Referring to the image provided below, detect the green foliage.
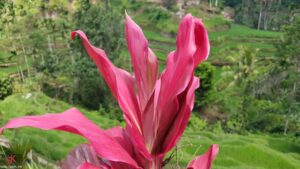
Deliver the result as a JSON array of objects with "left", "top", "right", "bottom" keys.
[
  {"left": 229, "top": 0, "right": 300, "bottom": 30},
  {"left": 28, "top": 1, "right": 126, "bottom": 113},
  {"left": 0, "top": 73, "right": 13, "bottom": 100},
  {"left": 276, "top": 16, "right": 300, "bottom": 69},
  {"left": 0, "top": 138, "right": 31, "bottom": 168},
  {"left": 223, "top": 0, "right": 242, "bottom": 7},
  {"left": 212, "top": 121, "right": 224, "bottom": 134},
  {"left": 213, "top": 18, "right": 300, "bottom": 134},
  {"left": 98, "top": 104, "right": 124, "bottom": 122},
  {"left": 63, "top": 1, "right": 125, "bottom": 110},
  {"left": 194, "top": 62, "right": 215, "bottom": 109},
  {"left": 161, "top": 0, "right": 177, "bottom": 10},
  {"left": 225, "top": 118, "right": 243, "bottom": 133},
  {"left": 246, "top": 113, "right": 285, "bottom": 133},
  {"left": 215, "top": 47, "right": 258, "bottom": 119},
  {"left": 134, "top": 6, "right": 178, "bottom": 34},
  {"left": 187, "top": 114, "right": 208, "bottom": 131},
  {"left": 73, "top": 1, "right": 124, "bottom": 59}
]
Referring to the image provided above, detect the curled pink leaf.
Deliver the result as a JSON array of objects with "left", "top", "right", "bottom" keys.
[{"left": 193, "top": 18, "right": 210, "bottom": 66}]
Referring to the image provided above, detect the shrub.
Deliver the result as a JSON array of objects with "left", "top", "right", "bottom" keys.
[
  {"left": 188, "top": 113, "right": 208, "bottom": 131},
  {"left": 246, "top": 114, "right": 285, "bottom": 133},
  {"left": 161, "top": 0, "right": 177, "bottom": 10},
  {"left": 225, "top": 118, "right": 243, "bottom": 133},
  {"left": 137, "top": 6, "right": 178, "bottom": 34},
  {"left": 212, "top": 121, "right": 224, "bottom": 134},
  {"left": 0, "top": 73, "right": 13, "bottom": 100},
  {"left": 194, "top": 62, "right": 215, "bottom": 109}
]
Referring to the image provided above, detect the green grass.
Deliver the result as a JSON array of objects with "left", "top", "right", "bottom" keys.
[
  {"left": 209, "top": 24, "right": 282, "bottom": 40},
  {"left": 186, "top": 5, "right": 231, "bottom": 31},
  {"left": 208, "top": 24, "right": 282, "bottom": 58},
  {"left": 166, "top": 131, "right": 300, "bottom": 169},
  {"left": 144, "top": 30, "right": 175, "bottom": 44},
  {"left": 132, "top": 5, "right": 178, "bottom": 34}
]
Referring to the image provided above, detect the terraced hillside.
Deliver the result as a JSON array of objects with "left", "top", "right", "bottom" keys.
[
  {"left": 0, "top": 51, "right": 22, "bottom": 75},
  {"left": 0, "top": 1, "right": 282, "bottom": 81},
  {"left": 140, "top": 22, "right": 281, "bottom": 63}
]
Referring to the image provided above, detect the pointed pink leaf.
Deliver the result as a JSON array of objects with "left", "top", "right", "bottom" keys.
[
  {"left": 187, "top": 144, "right": 219, "bottom": 169},
  {"left": 149, "top": 14, "right": 210, "bottom": 155},
  {"left": 125, "top": 13, "right": 158, "bottom": 111},
  {"left": 71, "top": 31, "right": 145, "bottom": 154},
  {"left": 0, "top": 108, "right": 139, "bottom": 168},
  {"left": 71, "top": 31, "right": 141, "bottom": 129}
]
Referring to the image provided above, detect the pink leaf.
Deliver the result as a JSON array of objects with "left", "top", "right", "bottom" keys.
[
  {"left": 162, "top": 76, "right": 200, "bottom": 153},
  {"left": 60, "top": 144, "right": 101, "bottom": 169},
  {"left": 125, "top": 13, "right": 158, "bottom": 111},
  {"left": 77, "top": 162, "right": 101, "bottom": 169},
  {"left": 71, "top": 31, "right": 141, "bottom": 136},
  {"left": 71, "top": 31, "right": 151, "bottom": 160},
  {"left": 0, "top": 108, "right": 139, "bottom": 168},
  {"left": 187, "top": 144, "right": 219, "bottom": 169},
  {"left": 105, "top": 127, "right": 134, "bottom": 157},
  {"left": 151, "top": 14, "right": 197, "bottom": 154}
]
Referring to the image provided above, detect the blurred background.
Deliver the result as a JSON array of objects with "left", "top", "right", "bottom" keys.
[{"left": 0, "top": 0, "right": 299, "bottom": 168}]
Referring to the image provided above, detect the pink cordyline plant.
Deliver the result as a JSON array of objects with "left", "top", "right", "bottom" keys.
[{"left": 0, "top": 13, "right": 218, "bottom": 169}]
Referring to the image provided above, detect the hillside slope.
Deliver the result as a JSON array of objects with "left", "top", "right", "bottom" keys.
[{"left": 0, "top": 93, "right": 299, "bottom": 168}]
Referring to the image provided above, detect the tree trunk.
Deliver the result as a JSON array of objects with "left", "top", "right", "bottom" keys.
[
  {"left": 17, "top": 65, "right": 25, "bottom": 83},
  {"left": 284, "top": 116, "right": 289, "bottom": 135},
  {"left": 47, "top": 35, "right": 53, "bottom": 53},
  {"left": 65, "top": 31, "right": 76, "bottom": 104},
  {"left": 19, "top": 34, "right": 30, "bottom": 80},
  {"left": 264, "top": 0, "right": 273, "bottom": 30},
  {"left": 257, "top": 1, "right": 263, "bottom": 30},
  {"left": 284, "top": 81, "right": 297, "bottom": 135},
  {"left": 275, "top": 0, "right": 281, "bottom": 30}
]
